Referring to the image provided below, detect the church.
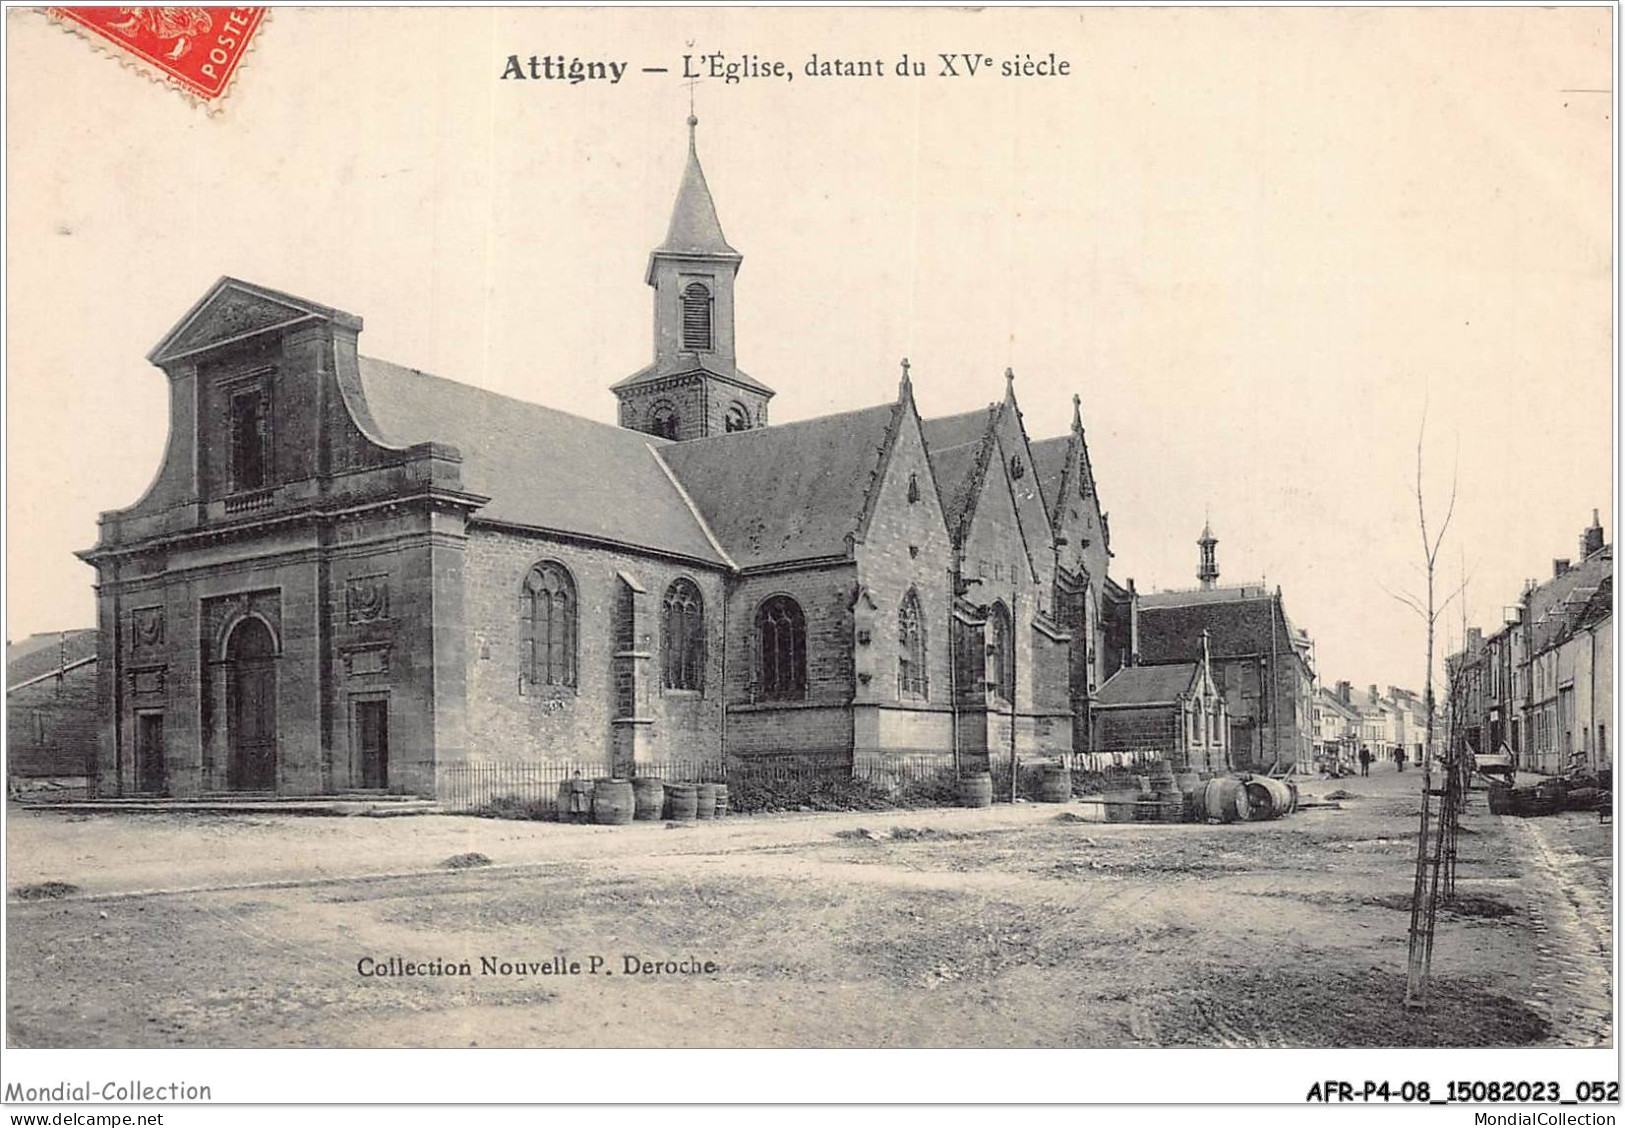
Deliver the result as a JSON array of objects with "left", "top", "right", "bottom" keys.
[{"left": 78, "top": 118, "right": 1135, "bottom": 799}]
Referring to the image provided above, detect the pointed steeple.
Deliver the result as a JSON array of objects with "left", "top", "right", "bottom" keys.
[
  {"left": 617, "top": 114, "right": 772, "bottom": 441},
  {"left": 656, "top": 114, "right": 739, "bottom": 258}
]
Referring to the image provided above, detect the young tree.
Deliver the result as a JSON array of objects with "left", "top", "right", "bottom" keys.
[{"left": 1383, "top": 406, "right": 1459, "bottom": 1010}]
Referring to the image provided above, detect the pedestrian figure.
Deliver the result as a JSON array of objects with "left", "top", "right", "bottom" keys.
[
  {"left": 1359, "top": 746, "right": 1371, "bottom": 777},
  {"left": 1396, "top": 747, "right": 1407, "bottom": 773}
]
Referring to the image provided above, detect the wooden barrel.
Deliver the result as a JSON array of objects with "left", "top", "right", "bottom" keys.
[
  {"left": 1487, "top": 784, "right": 1512, "bottom": 815},
  {"left": 1157, "top": 790, "right": 1187, "bottom": 823},
  {"left": 1104, "top": 789, "right": 1140, "bottom": 823},
  {"left": 558, "top": 778, "right": 595, "bottom": 824},
  {"left": 632, "top": 777, "right": 665, "bottom": 822},
  {"left": 1174, "top": 771, "right": 1203, "bottom": 796},
  {"left": 1197, "top": 778, "right": 1249, "bottom": 823},
  {"left": 1038, "top": 763, "right": 1072, "bottom": 803},
  {"left": 1245, "top": 778, "right": 1294, "bottom": 820},
  {"left": 664, "top": 783, "right": 698, "bottom": 822},
  {"left": 957, "top": 773, "right": 993, "bottom": 808},
  {"left": 591, "top": 778, "right": 634, "bottom": 825},
  {"left": 1241, "top": 779, "right": 1275, "bottom": 821},
  {"left": 695, "top": 782, "right": 719, "bottom": 820},
  {"left": 713, "top": 783, "right": 730, "bottom": 817}
]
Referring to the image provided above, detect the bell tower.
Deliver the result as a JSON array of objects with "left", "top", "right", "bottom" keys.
[
  {"left": 1198, "top": 519, "right": 1219, "bottom": 590},
  {"left": 612, "top": 115, "right": 774, "bottom": 441}
]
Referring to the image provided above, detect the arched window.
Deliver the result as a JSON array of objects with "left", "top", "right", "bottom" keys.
[
  {"left": 1009, "top": 455, "right": 1025, "bottom": 480},
  {"left": 724, "top": 403, "right": 750, "bottom": 433},
  {"left": 649, "top": 400, "right": 680, "bottom": 441},
  {"left": 907, "top": 472, "right": 921, "bottom": 504},
  {"left": 1188, "top": 705, "right": 1200, "bottom": 745},
  {"left": 987, "top": 601, "right": 1013, "bottom": 704},
  {"left": 662, "top": 579, "right": 706, "bottom": 691},
  {"left": 757, "top": 596, "right": 806, "bottom": 701},
  {"left": 681, "top": 282, "right": 712, "bottom": 351},
  {"left": 898, "top": 589, "right": 927, "bottom": 699},
  {"left": 521, "top": 562, "right": 576, "bottom": 689},
  {"left": 1212, "top": 703, "right": 1224, "bottom": 747}
]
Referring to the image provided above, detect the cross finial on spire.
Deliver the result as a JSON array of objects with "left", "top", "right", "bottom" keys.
[
  {"left": 898, "top": 356, "right": 912, "bottom": 400},
  {"left": 686, "top": 74, "right": 700, "bottom": 151},
  {"left": 1005, "top": 366, "right": 1015, "bottom": 393},
  {"left": 1071, "top": 392, "right": 1082, "bottom": 430}
]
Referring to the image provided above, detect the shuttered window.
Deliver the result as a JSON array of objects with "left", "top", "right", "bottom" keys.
[{"left": 681, "top": 283, "right": 712, "bottom": 351}]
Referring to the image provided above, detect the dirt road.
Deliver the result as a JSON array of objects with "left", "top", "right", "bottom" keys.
[{"left": 5, "top": 768, "right": 1610, "bottom": 1048}]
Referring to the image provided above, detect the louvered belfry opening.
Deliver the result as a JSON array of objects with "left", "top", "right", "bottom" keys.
[{"left": 681, "top": 282, "right": 712, "bottom": 351}]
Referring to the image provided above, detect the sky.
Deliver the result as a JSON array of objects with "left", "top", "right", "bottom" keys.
[{"left": 5, "top": 6, "right": 1614, "bottom": 697}]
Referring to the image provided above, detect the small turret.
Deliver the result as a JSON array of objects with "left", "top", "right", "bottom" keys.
[{"left": 1198, "top": 517, "right": 1219, "bottom": 590}]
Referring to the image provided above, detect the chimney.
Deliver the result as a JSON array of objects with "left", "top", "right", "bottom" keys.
[
  {"left": 1368, "top": 684, "right": 1379, "bottom": 704},
  {"left": 1336, "top": 680, "right": 1352, "bottom": 705},
  {"left": 1467, "top": 627, "right": 1483, "bottom": 650},
  {"left": 1582, "top": 509, "right": 1605, "bottom": 558},
  {"left": 1553, "top": 558, "right": 1571, "bottom": 578}
]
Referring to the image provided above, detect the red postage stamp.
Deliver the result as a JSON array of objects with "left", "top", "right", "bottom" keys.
[{"left": 47, "top": 7, "right": 268, "bottom": 107}]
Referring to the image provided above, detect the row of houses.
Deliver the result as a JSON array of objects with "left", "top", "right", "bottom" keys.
[
  {"left": 1445, "top": 512, "right": 1613, "bottom": 778},
  {"left": 1313, "top": 681, "right": 1432, "bottom": 771}
]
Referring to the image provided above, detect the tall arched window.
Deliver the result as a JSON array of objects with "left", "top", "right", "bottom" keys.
[
  {"left": 649, "top": 401, "right": 680, "bottom": 441},
  {"left": 724, "top": 402, "right": 750, "bottom": 433},
  {"left": 898, "top": 589, "right": 927, "bottom": 699},
  {"left": 662, "top": 578, "right": 706, "bottom": 691},
  {"left": 987, "top": 601, "right": 1013, "bottom": 703},
  {"left": 681, "top": 282, "right": 712, "bottom": 351},
  {"left": 757, "top": 596, "right": 807, "bottom": 701},
  {"left": 521, "top": 562, "right": 576, "bottom": 689}
]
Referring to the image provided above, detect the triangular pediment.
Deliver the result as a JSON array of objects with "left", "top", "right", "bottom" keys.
[{"left": 148, "top": 277, "right": 361, "bottom": 365}]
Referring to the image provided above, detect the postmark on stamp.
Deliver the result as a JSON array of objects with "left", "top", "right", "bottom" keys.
[{"left": 47, "top": 7, "right": 268, "bottom": 109}]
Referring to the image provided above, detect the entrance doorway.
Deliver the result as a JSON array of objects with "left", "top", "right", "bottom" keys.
[
  {"left": 353, "top": 698, "right": 389, "bottom": 790},
  {"left": 135, "top": 712, "right": 166, "bottom": 795},
  {"left": 226, "top": 617, "right": 277, "bottom": 791}
]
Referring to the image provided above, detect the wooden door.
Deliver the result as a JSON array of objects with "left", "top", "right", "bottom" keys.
[
  {"left": 355, "top": 699, "right": 389, "bottom": 790},
  {"left": 226, "top": 618, "right": 277, "bottom": 791},
  {"left": 136, "top": 712, "right": 166, "bottom": 795}
]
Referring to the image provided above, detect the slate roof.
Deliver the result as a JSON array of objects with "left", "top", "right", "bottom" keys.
[
  {"left": 659, "top": 402, "right": 899, "bottom": 569},
  {"left": 656, "top": 128, "right": 739, "bottom": 258},
  {"left": 1139, "top": 584, "right": 1271, "bottom": 608},
  {"left": 1138, "top": 594, "right": 1293, "bottom": 666},
  {"left": 1316, "top": 689, "right": 1361, "bottom": 721},
  {"left": 1094, "top": 662, "right": 1197, "bottom": 707},
  {"left": 356, "top": 358, "right": 729, "bottom": 567},
  {"left": 1029, "top": 435, "right": 1072, "bottom": 520},
  {"left": 1527, "top": 549, "right": 1613, "bottom": 655},
  {"left": 921, "top": 408, "right": 995, "bottom": 535},
  {"left": 7, "top": 630, "right": 97, "bottom": 690}
]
